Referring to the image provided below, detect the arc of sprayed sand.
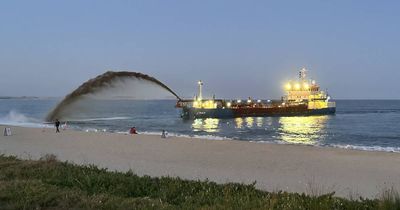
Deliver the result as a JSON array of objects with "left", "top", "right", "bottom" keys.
[{"left": 46, "top": 71, "right": 181, "bottom": 122}]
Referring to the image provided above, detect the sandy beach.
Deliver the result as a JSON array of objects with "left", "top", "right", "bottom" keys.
[{"left": 1, "top": 125, "right": 399, "bottom": 199}]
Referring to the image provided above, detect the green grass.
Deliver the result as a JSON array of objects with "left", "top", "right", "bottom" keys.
[{"left": 0, "top": 154, "right": 398, "bottom": 210}]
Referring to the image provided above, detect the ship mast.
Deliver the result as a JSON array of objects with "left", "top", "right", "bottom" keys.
[
  {"left": 299, "top": 67, "right": 307, "bottom": 81},
  {"left": 197, "top": 80, "right": 203, "bottom": 101}
]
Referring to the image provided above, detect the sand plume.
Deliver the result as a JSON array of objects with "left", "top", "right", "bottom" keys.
[{"left": 46, "top": 71, "right": 181, "bottom": 121}]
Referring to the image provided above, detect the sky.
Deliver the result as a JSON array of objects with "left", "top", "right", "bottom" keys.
[{"left": 0, "top": 0, "right": 399, "bottom": 99}]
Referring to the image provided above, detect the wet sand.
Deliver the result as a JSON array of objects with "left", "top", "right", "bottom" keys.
[{"left": 1, "top": 125, "right": 399, "bottom": 198}]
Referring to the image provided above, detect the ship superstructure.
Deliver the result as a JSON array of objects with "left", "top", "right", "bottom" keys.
[
  {"left": 283, "top": 68, "right": 335, "bottom": 110},
  {"left": 176, "top": 68, "right": 336, "bottom": 119}
]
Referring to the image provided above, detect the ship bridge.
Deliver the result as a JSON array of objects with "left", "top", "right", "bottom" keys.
[{"left": 283, "top": 68, "right": 335, "bottom": 110}]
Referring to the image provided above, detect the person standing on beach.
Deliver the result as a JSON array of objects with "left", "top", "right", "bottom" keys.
[{"left": 55, "top": 119, "right": 61, "bottom": 133}]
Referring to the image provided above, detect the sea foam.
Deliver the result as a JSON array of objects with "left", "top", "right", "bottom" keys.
[
  {"left": 0, "top": 110, "right": 47, "bottom": 128},
  {"left": 331, "top": 144, "right": 400, "bottom": 153}
]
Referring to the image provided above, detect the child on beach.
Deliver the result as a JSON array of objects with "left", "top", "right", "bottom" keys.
[
  {"left": 62, "top": 122, "right": 68, "bottom": 130},
  {"left": 161, "top": 130, "right": 168, "bottom": 138}
]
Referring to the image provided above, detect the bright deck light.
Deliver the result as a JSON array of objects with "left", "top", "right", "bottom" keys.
[
  {"left": 295, "top": 83, "right": 301, "bottom": 90},
  {"left": 285, "top": 83, "right": 292, "bottom": 90},
  {"left": 303, "top": 83, "right": 309, "bottom": 89}
]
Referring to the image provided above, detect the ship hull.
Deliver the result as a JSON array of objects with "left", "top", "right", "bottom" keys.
[{"left": 181, "top": 106, "right": 336, "bottom": 119}]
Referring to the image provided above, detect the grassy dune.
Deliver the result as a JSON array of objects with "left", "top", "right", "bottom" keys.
[{"left": 0, "top": 154, "right": 398, "bottom": 209}]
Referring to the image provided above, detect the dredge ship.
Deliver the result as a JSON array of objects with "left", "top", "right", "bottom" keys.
[{"left": 176, "top": 68, "right": 336, "bottom": 119}]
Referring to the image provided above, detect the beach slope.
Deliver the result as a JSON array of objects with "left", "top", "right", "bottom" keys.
[{"left": 1, "top": 126, "right": 399, "bottom": 198}]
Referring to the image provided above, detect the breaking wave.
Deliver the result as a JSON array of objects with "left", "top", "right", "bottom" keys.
[
  {"left": 108, "top": 130, "right": 231, "bottom": 141},
  {"left": 66, "top": 117, "right": 132, "bottom": 122},
  {"left": 331, "top": 144, "right": 400, "bottom": 153},
  {"left": 0, "top": 110, "right": 45, "bottom": 128}
]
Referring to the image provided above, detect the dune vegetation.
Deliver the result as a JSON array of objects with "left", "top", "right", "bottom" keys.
[{"left": 0, "top": 154, "right": 398, "bottom": 209}]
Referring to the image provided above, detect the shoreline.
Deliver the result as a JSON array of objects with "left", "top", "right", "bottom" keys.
[
  {"left": 4, "top": 122, "right": 400, "bottom": 154},
  {"left": 1, "top": 125, "right": 400, "bottom": 198}
]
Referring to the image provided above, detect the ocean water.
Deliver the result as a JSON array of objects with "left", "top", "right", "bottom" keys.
[{"left": 1, "top": 99, "right": 400, "bottom": 152}]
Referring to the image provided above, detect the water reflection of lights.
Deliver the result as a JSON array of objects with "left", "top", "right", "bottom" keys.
[
  {"left": 279, "top": 116, "right": 328, "bottom": 145},
  {"left": 256, "top": 117, "right": 263, "bottom": 127},
  {"left": 192, "top": 118, "right": 220, "bottom": 132},
  {"left": 235, "top": 118, "right": 244, "bottom": 128},
  {"left": 245, "top": 117, "right": 254, "bottom": 128},
  {"left": 235, "top": 117, "right": 262, "bottom": 128}
]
